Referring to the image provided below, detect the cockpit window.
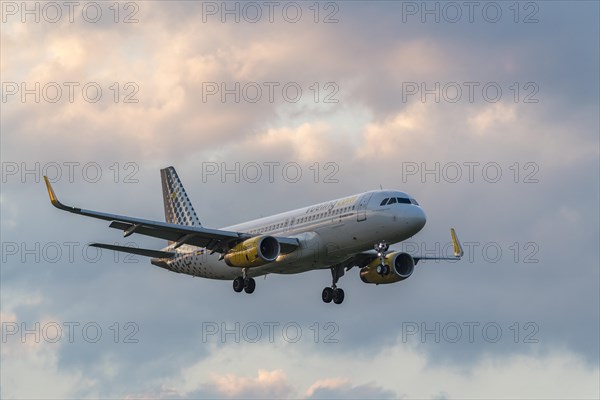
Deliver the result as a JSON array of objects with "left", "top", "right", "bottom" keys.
[{"left": 382, "top": 197, "right": 416, "bottom": 206}]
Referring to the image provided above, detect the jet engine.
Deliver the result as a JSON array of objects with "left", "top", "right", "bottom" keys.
[
  {"left": 224, "top": 236, "right": 280, "bottom": 268},
  {"left": 360, "top": 252, "right": 415, "bottom": 284}
]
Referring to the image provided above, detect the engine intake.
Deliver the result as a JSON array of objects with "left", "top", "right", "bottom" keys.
[
  {"left": 360, "top": 252, "right": 415, "bottom": 284},
  {"left": 224, "top": 236, "right": 280, "bottom": 268}
]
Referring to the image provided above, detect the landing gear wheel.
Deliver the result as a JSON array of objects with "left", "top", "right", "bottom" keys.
[
  {"left": 244, "top": 278, "right": 256, "bottom": 294},
  {"left": 333, "top": 288, "right": 345, "bottom": 304},
  {"left": 233, "top": 277, "right": 244, "bottom": 293},
  {"left": 322, "top": 287, "right": 334, "bottom": 303},
  {"left": 376, "top": 264, "right": 389, "bottom": 276}
]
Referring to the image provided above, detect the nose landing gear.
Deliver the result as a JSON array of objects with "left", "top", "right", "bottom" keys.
[{"left": 375, "top": 241, "right": 390, "bottom": 276}]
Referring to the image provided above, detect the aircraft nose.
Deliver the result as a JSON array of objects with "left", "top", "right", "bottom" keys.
[
  {"left": 416, "top": 207, "right": 426, "bottom": 230},
  {"left": 409, "top": 206, "right": 426, "bottom": 233}
]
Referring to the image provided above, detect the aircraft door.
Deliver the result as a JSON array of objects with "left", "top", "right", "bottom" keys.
[{"left": 356, "top": 193, "right": 373, "bottom": 222}]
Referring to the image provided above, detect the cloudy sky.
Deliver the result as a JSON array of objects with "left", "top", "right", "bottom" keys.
[{"left": 1, "top": 1, "right": 599, "bottom": 398}]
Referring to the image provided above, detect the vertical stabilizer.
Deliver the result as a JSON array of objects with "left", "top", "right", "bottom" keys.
[{"left": 160, "top": 167, "right": 202, "bottom": 227}]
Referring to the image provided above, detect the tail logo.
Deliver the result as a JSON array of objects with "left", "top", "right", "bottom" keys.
[{"left": 160, "top": 167, "right": 201, "bottom": 227}]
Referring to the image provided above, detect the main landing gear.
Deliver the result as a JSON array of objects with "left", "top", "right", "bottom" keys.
[
  {"left": 322, "top": 264, "right": 345, "bottom": 304},
  {"left": 233, "top": 268, "right": 256, "bottom": 294}
]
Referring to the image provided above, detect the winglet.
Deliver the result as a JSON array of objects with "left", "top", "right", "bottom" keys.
[
  {"left": 450, "top": 228, "right": 463, "bottom": 258},
  {"left": 43, "top": 176, "right": 70, "bottom": 211}
]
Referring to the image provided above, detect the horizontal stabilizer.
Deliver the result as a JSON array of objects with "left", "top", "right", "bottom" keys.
[{"left": 89, "top": 243, "right": 175, "bottom": 258}]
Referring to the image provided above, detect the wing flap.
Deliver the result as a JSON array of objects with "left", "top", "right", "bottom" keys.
[{"left": 108, "top": 221, "right": 237, "bottom": 249}]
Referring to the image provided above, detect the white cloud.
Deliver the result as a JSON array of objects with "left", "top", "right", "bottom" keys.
[
  {"left": 1, "top": 1, "right": 598, "bottom": 398},
  {"left": 467, "top": 102, "right": 517, "bottom": 133},
  {"left": 305, "top": 377, "right": 350, "bottom": 397},
  {"left": 208, "top": 368, "right": 293, "bottom": 398},
  {"left": 141, "top": 339, "right": 599, "bottom": 399},
  {"left": 0, "top": 309, "right": 93, "bottom": 399}
]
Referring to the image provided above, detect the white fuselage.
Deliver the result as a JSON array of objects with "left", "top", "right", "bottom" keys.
[{"left": 159, "top": 190, "right": 426, "bottom": 279}]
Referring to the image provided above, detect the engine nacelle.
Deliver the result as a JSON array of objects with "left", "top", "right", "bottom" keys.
[
  {"left": 360, "top": 252, "right": 415, "bottom": 284},
  {"left": 224, "top": 236, "right": 280, "bottom": 268}
]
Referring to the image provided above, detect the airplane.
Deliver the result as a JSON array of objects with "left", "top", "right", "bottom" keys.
[{"left": 43, "top": 166, "right": 463, "bottom": 304}]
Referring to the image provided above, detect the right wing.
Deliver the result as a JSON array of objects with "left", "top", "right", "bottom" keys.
[{"left": 43, "top": 176, "right": 299, "bottom": 255}]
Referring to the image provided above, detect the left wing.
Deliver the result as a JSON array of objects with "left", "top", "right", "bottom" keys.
[
  {"left": 335, "top": 228, "right": 463, "bottom": 269},
  {"left": 43, "top": 177, "right": 299, "bottom": 254},
  {"left": 413, "top": 228, "right": 463, "bottom": 264}
]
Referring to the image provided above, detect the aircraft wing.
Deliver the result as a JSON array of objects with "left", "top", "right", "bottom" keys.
[
  {"left": 335, "top": 228, "right": 463, "bottom": 269},
  {"left": 413, "top": 228, "right": 463, "bottom": 264},
  {"left": 43, "top": 177, "right": 299, "bottom": 254}
]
